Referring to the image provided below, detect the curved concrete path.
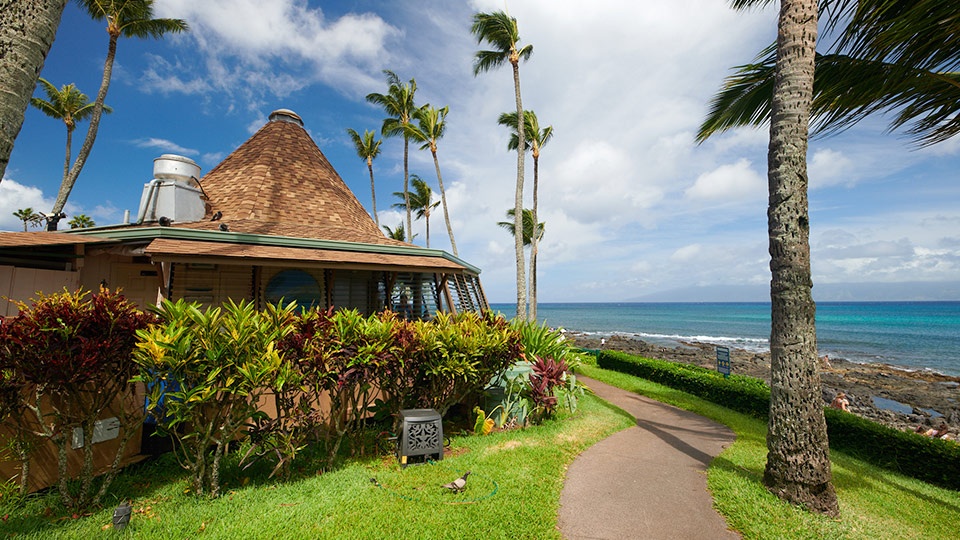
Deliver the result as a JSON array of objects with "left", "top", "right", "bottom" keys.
[{"left": 558, "top": 376, "right": 739, "bottom": 540}]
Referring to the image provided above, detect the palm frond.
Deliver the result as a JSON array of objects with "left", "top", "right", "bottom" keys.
[
  {"left": 698, "top": 44, "right": 960, "bottom": 147},
  {"left": 473, "top": 49, "right": 509, "bottom": 75}
]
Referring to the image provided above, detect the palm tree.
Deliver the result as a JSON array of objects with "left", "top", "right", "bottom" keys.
[
  {"left": 68, "top": 214, "right": 95, "bottom": 229},
  {"left": 346, "top": 128, "right": 383, "bottom": 226},
  {"left": 392, "top": 175, "right": 439, "bottom": 248},
  {"left": 405, "top": 105, "right": 458, "bottom": 256},
  {"left": 366, "top": 71, "right": 417, "bottom": 241},
  {"left": 701, "top": 0, "right": 960, "bottom": 516},
  {"left": 382, "top": 223, "right": 415, "bottom": 242},
  {"left": 12, "top": 208, "right": 41, "bottom": 232},
  {"left": 49, "top": 1, "right": 187, "bottom": 230},
  {"left": 699, "top": 2, "right": 960, "bottom": 147},
  {"left": 703, "top": 0, "right": 838, "bottom": 516},
  {"left": 472, "top": 10, "right": 534, "bottom": 321},
  {"left": 0, "top": 0, "right": 68, "bottom": 185},
  {"left": 498, "top": 208, "right": 544, "bottom": 316},
  {"left": 498, "top": 110, "right": 553, "bottom": 319},
  {"left": 31, "top": 78, "right": 112, "bottom": 186}
]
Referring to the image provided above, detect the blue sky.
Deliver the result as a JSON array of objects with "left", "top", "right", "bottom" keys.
[{"left": 3, "top": 0, "right": 959, "bottom": 303}]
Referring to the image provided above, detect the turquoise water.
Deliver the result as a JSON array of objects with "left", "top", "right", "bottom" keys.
[{"left": 489, "top": 302, "right": 960, "bottom": 376}]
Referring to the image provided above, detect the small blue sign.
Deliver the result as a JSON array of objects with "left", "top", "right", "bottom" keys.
[{"left": 716, "top": 346, "right": 731, "bottom": 377}]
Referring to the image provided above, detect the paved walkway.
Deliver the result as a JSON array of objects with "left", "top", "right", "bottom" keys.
[{"left": 558, "top": 376, "right": 740, "bottom": 540}]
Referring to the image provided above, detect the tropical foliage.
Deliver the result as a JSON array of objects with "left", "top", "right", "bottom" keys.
[
  {"left": 346, "top": 128, "right": 382, "bottom": 226},
  {"left": 472, "top": 10, "right": 533, "bottom": 320},
  {"left": 30, "top": 77, "right": 111, "bottom": 186},
  {"left": 133, "top": 299, "right": 294, "bottom": 498},
  {"left": 47, "top": 1, "right": 187, "bottom": 228},
  {"left": 0, "top": 288, "right": 155, "bottom": 508},
  {"left": 699, "top": 1, "right": 960, "bottom": 147},
  {"left": 68, "top": 213, "right": 95, "bottom": 228},
  {"left": 704, "top": 0, "right": 838, "bottom": 515},
  {"left": 392, "top": 175, "right": 439, "bottom": 247},
  {"left": 405, "top": 105, "right": 458, "bottom": 255},
  {"left": 366, "top": 71, "right": 418, "bottom": 241},
  {"left": 0, "top": 0, "right": 68, "bottom": 184},
  {"left": 499, "top": 110, "right": 553, "bottom": 319},
  {"left": 12, "top": 208, "right": 42, "bottom": 231}
]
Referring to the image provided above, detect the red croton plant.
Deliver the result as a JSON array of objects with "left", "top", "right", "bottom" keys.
[
  {"left": 0, "top": 287, "right": 155, "bottom": 509},
  {"left": 527, "top": 356, "right": 569, "bottom": 421}
]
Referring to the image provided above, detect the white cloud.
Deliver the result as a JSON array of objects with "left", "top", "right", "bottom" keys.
[
  {"left": 808, "top": 148, "right": 855, "bottom": 189},
  {"left": 685, "top": 158, "right": 765, "bottom": 201},
  {"left": 132, "top": 137, "right": 199, "bottom": 156},
  {"left": 0, "top": 179, "right": 53, "bottom": 232}
]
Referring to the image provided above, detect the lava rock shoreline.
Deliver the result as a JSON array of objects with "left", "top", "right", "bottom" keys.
[{"left": 570, "top": 333, "right": 960, "bottom": 437}]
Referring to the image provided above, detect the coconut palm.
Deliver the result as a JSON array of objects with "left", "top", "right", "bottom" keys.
[
  {"left": 31, "top": 78, "right": 112, "bottom": 185},
  {"left": 392, "top": 175, "right": 439, "bottom": 248},
  {"left": 498, "top": 110, "right": 553, "bottom": 319},
  {"left": 48, "top": 1, "right": 187, "bottom": 230},
  {"left": 366, "top": 71, "right": 418, "bottom": 241},
  {"left": 13, "top": 208, "right": 42, "bottom": 232},
  {"left": 701, "top": 0, "right": 838, "bottom": 515},
  {"left": 382, "top": 223, "right": 416, "bottom": 242},
  {"left": 498, "top": 208, "right": 544, "bottom": 316},
  {"left": 346, "top": 128, "right": 383, "bottom": 226},
  {"left": 0, "top": 0, "right": 68, "bottom": 185},
  {"left": 699, "top": 1, "right": 960, "bottom": 147},
  {"left": 68, "top": 214, "right": 95, "bottom": 229},
  {"left": 405, "top": 105, "right": 458, "bottom": 256},
  {"left": 472, "top": 10, "right": 534, "bottom": 320}
]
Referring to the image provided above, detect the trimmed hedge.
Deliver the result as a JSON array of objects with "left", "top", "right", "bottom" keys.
[
  {"left": 824, "top": 407, "right": 960, "bottom": 490},
  {"left": 597, "top": 350, "right": 770, "bottom": 418},
  {"left": 597, "top": 349, "right": 960, "bottom": 491}
]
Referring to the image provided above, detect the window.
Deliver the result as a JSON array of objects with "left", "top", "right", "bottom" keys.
[{"left": 264, "top": 269, "right": 323, "bottom": 310}]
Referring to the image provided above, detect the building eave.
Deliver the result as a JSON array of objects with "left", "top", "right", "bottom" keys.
[{"left": 68, "top": 226, "right": 482, "bottom": 274}]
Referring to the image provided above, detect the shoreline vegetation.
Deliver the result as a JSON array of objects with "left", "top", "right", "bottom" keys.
[{"left": 568, "top": 332, "right": 960, "bottom": 439}]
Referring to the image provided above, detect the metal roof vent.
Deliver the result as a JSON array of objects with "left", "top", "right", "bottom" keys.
[
  {"left": 137, "top": 154, "right": 205, "bottom": 225},
  {"left": 268, "top": 108, "right": 303, "bottom": 126}
]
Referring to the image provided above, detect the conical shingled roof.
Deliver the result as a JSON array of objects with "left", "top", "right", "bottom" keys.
[{"left": 182, "top": 109, "right": 402, "bottom": 246}]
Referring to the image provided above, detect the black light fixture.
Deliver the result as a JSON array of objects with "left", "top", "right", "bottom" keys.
[
  {"left": 397, "top": 408, "right": 443, "bottom": 467},
  {"left": 113, "top": 500, "right": 132, "bottom": 530}
]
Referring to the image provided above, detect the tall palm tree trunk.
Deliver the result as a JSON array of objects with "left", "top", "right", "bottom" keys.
[
  {"left": 512, "top": 62, "right": 527, "bottom": 321},
  {"left": 530, "top": 154, "right": 540, "bottom": 320},
  {"left": 51, "top": 32, "right": 118, "bottom": 224},
  {"left": 403, "top": 140, "right": 412, "bottom": 242},
  {"left": 431, "top": 149, "right": 458, "bottom": 256},
  {"left": 367, "top": 158, "right": 379, "bottom": 227},
  {"left": 762, "top": 0, "right": 838, "bottom": 517},
  {"left": 425, "top": 209, "right": 431, "bottom": 248},
  {"left": 62, "top": 126, "right": 72, "bottom": 181},
  {"left": 0, "top": 0, "right": 68, "bottom": 184}
]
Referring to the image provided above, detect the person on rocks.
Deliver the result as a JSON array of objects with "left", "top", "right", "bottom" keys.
[{"left": 830, "top": 392, "right": 850, "bottom": 412}]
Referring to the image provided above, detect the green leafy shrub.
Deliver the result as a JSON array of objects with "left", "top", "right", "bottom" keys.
[
  {"left": 0, "top": 288, "right": 155, "bottom": 508},
  {"left": 411, "top": 311, "right": 522, "bottom": 416},
  {"left": 133, "top": 299, "right": 294, "bottom": 498},
  {"left": 265, "top": 308, "right": 397, "bottom": 472},
  {"left": 511, "top": 320, "right": 574, "bottom": 364}
]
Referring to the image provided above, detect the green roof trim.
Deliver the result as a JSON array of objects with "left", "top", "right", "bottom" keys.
[{"left": 67, "top": 226, "right": 482, "bottom": 274}]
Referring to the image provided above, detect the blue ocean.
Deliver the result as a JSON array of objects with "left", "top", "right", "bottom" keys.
[{"left": 489, "top": 302, "right": 960, "bottom": 377}]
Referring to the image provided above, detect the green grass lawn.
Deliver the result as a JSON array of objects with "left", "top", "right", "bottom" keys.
[
  {"left": 4, "top": 365, "right": 959, "bottom": 539},
  {"left": 0, "top": 394, "right": 633, "bottom": 539},
  {"left": 579, "top": 364, "right": 960, "bottom": 540}
]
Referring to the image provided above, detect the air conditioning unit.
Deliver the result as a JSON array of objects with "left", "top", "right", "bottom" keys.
[{"left": 137, "top": 154, "right": 205, "bottom": 224}]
